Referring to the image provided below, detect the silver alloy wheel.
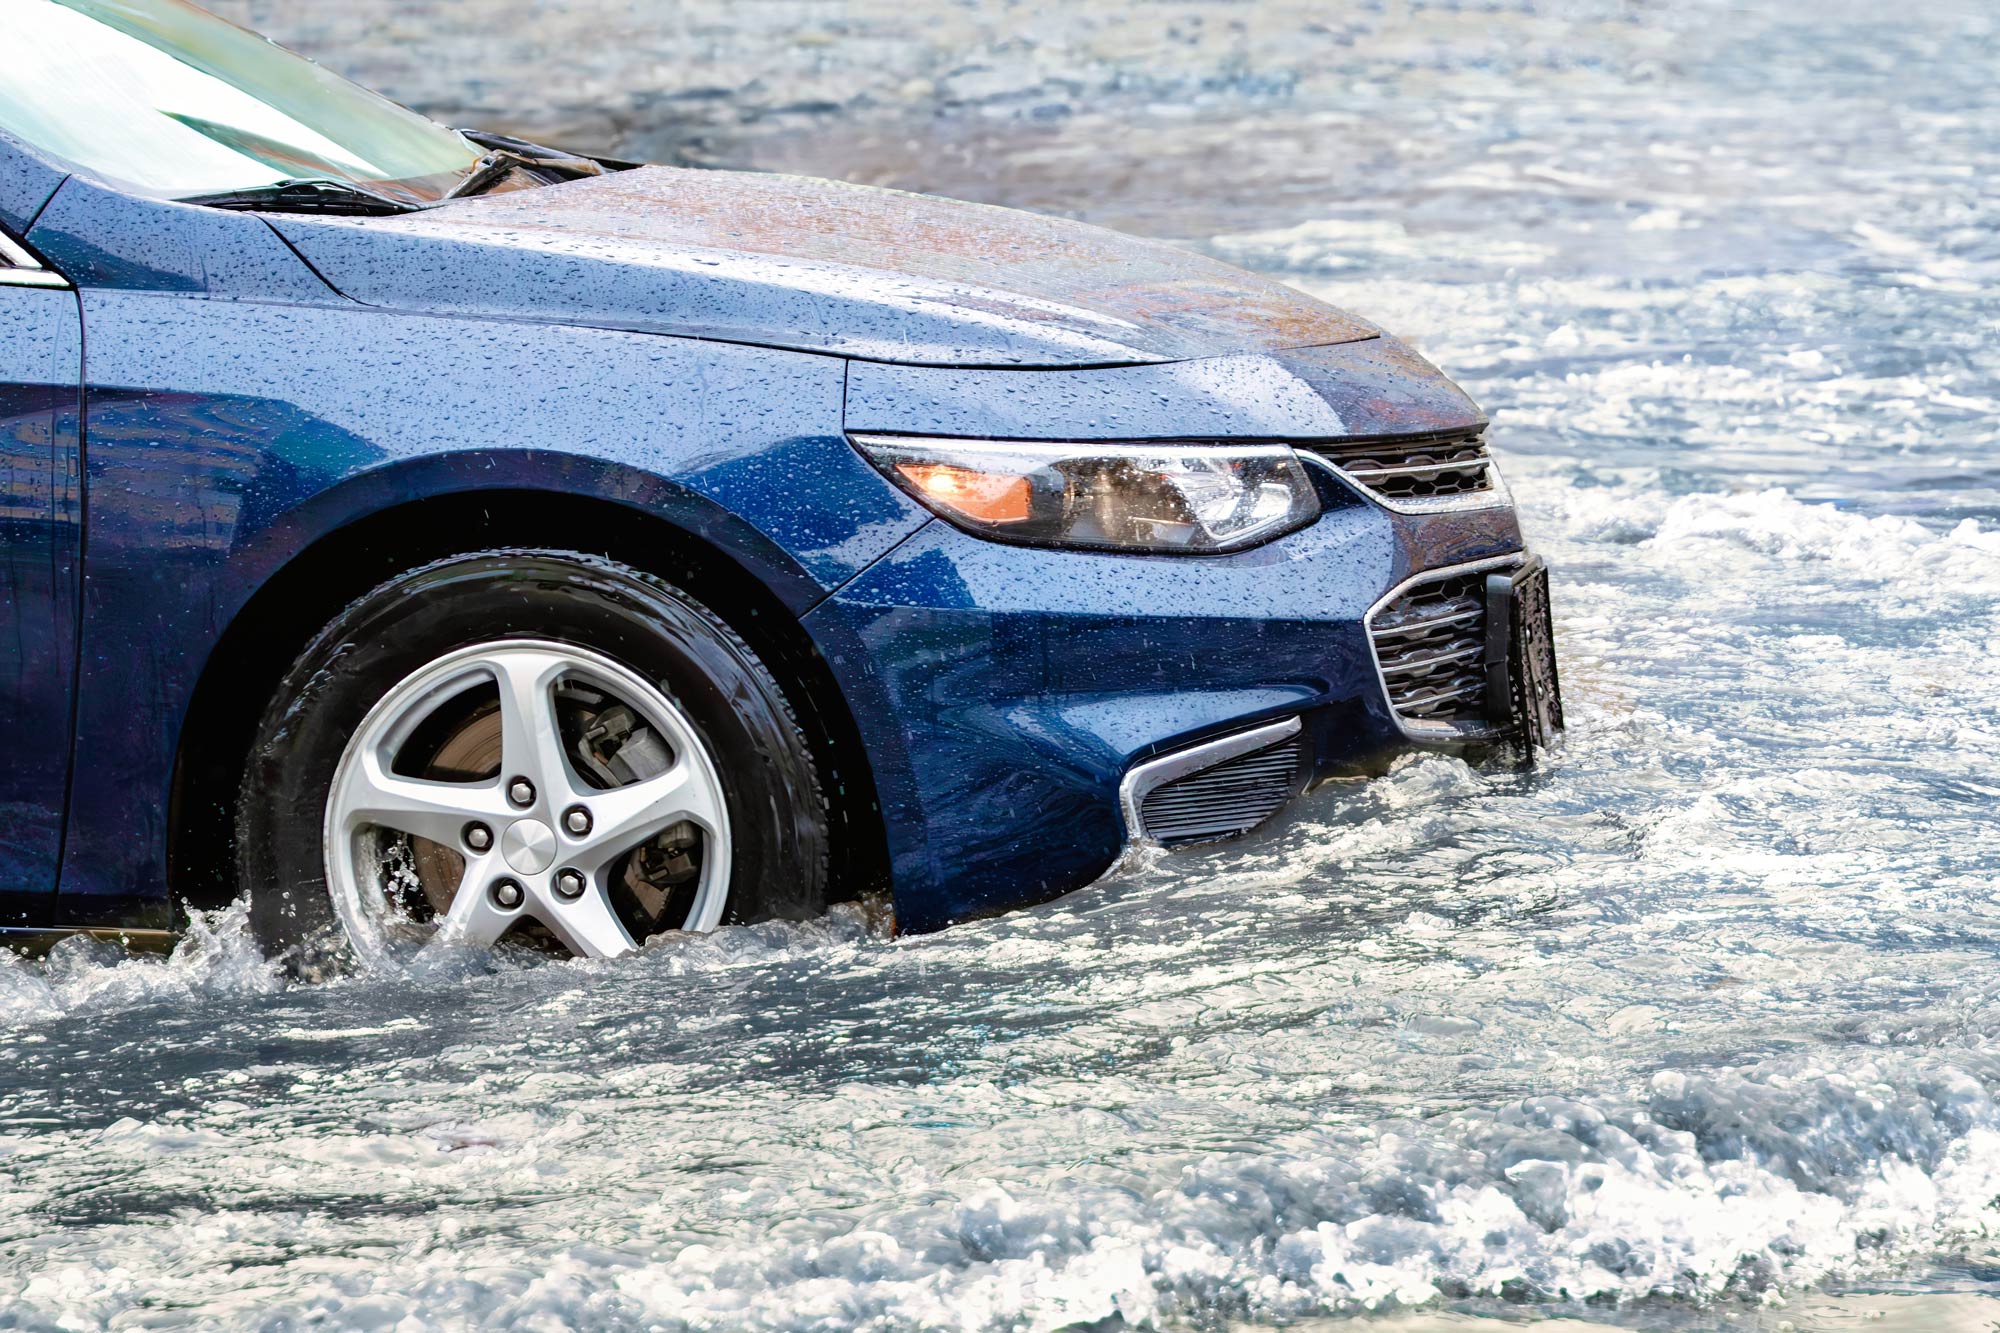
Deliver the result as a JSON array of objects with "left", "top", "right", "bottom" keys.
[{"left": 323, "top": 639, "right": 732, "bottom": 968}]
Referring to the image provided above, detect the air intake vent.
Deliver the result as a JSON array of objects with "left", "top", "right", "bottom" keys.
[
  {"left": 1304, "top": 428, "right": 1495, "bottom": 503},
  {"left": 1136, "top": 732, "right": 1305, "bottom": 846},
  {"left": 1369, "top": 568, "right": 1493, "bottom": 725}
]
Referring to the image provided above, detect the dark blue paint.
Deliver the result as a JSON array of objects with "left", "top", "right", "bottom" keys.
[
  {"left": 0, "top": 287, "right": 81, "bottom": 924},
  {"left": 0, "top": 122, "right": 1530, "bottom": 937},
  {"left": 268, "top": 166, "right": 1380, "bottom": 368},
  {"left": 802, "top": 466, "right": 1522, "bottom": 932},
  {"left": 848, "top": 335, "right": 1483, "bottom": 440},
  {"left": 27, "top": 178, "right": 349, "bottom": 303}
]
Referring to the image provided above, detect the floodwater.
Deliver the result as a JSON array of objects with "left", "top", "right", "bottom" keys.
[{"left": 8, "top": 0, "right": 2000, "bottom": 1327}]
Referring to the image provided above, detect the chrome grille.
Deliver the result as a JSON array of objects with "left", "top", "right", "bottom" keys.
[
  {"left": 1369, "top": 569, "right": 1494, "bottom": 725},
  {"left": 1305, "top": 428, "right": 1494, "bottom": 502},
  {"left": 1138, "top": 734, "right": 1305, "bottom": 846}
]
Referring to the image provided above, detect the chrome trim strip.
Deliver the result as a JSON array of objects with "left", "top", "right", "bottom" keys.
[
  {"left": 1117, "top": 715, "right": 1303, "bottom": 847},
  {"left": 1377, "top": 606, "right": 1484, "bottom": 638},
  {"left": 0, "top": 232, "right": 39, "bottom": 267},
  {"left": 1365, "top": 552, "right": 1527, "bottom": 744},
  {"left": 1345, "top": 458, "right": 1494, "bottom": 480},
  {"left": 1380, "top": 642, "right": 1486, "bottom": 675},
  {"left": 0, "top": 231, "right": 68, "bottom": 289}
]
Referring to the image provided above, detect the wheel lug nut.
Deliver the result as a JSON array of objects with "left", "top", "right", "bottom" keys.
[
  {"left": 508, "top": 777, "right": 535, "bottom": 807},
  {"left": 553, "top": 868, "right": 586, "bottom": 900},
  {"left": 490, "top": 879, "right": 524, "bottom": 910},
  {"left": 463, "top": 822, "right": 493, "bottom": 853},
  {"left": 563, "top": 806, "right": 592, "bottom": 836}
]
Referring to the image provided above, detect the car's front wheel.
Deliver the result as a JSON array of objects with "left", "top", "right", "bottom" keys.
[{"left": 235, "top": 550, "right": 829, "bottom": 970}]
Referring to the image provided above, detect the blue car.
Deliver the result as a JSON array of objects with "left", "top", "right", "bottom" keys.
[{"left": 0, "top": 0, "right": 1561, "bottom": 967}]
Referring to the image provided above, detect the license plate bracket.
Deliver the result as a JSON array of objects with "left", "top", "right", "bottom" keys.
[{"left": 1484, "top": 558, "right": 1564, "bottom": 747}]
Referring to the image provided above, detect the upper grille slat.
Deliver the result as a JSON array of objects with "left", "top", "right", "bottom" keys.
[
  {"left": 1344, "top": 459, "right": 1486, "bottom": 481},
  {"left": 1373, "top": 608, "right": 1484, "bottom": 640},
  {"left": 1301, "top": 428, "right": 1496, "bottom": 503}
]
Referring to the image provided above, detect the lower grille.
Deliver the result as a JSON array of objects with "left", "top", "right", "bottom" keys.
[
  {"left": 1135, "top": 732, "right": 1305, "bottom": 846},
  {"left": 1369, "top": 567, "right": 1500, "bottom": 726},
  {"left": 1304, "top": 428, "right": 1495, "bottom": 502}
]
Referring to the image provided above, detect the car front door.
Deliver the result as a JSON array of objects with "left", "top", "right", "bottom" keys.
[{"left": 0, "top": 227, "right": 81, "bottom": 928}]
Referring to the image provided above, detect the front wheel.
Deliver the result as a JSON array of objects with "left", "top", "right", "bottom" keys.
[{"left": 235, "top": 551, "right": 829, "bottom": 970}]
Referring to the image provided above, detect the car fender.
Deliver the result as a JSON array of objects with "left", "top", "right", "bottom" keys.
[{"left": 41, "top": 218, "right": 926, "bottom": 922}]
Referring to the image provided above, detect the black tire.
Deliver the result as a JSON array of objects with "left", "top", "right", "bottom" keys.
[{"left": 235, "top": 549, "right": 829, "bottom": 963}]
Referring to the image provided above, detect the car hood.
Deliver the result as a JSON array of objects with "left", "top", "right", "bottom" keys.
[{"left": 270, "top": 166, "right": 1378, "bottom": 368}]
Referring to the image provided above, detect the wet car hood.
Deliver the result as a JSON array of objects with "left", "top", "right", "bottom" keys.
[{"left": 271, "top": 166, "right": 1378, "bottom": 368}]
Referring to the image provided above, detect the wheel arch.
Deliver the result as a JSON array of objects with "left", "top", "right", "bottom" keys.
[{"left": 168, "top": 482, "right": 891, "bottom": 919}]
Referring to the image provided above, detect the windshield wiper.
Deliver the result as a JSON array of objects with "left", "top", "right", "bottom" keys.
[
  {"left": 445, "top": 133, "right": 611, "bottom": 201},
  {"left": 182, "top": 178, "right": 415, "bottom": 216}
]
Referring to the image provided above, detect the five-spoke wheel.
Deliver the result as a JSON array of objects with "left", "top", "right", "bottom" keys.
[
  {"left": 326, "top": 641, "right": 731, "bottom": 966},
  {"left": 235, "top": 551, "right": 829, "bottom": 970}
]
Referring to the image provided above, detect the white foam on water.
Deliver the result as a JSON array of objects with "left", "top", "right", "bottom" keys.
[
  {"left": 1644, "top": 490, "right": 2000, "bottom": 593},
  {"left": 7, "top": 1053, "right": 2000, "bottom": 1328}
]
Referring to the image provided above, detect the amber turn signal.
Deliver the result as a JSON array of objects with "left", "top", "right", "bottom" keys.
[{"left": 894, "top": 461, "right": 1032, "bottom": 524}]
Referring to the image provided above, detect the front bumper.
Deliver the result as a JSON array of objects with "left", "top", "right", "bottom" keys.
[
  {"left": 801, "top": 469, "right": 1531, "bottom": 932},
  {"left": 805, "top": 336, "right": 1540, "bottom": 932}
]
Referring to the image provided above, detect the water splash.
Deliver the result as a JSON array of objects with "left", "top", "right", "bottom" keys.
[{"left": 0, "top": 903, "right": 281, "bottom": 1025}]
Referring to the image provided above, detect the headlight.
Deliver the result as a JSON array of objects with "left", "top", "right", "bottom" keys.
[{"left": 849, "top": 434, "right": 1321, "bottom": 553}]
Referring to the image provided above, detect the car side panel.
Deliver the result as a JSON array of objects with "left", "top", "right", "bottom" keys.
[
  {"left": 45, "top": 290, "right": 924, "bottom": 928},
  {"left": 0, "top": 285, "right": 82, "bottom": 924}
]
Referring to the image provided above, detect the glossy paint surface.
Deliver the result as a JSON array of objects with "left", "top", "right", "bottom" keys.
[
  {"left": 847, "top": 335, "right": 1484, "bottom": 440},
  {"left": 0, "top": 129, "right": 1513, "bottom": 935},
  {"left": 272, "top": 166, "right": 1378, "bottom": 367},
  {"left": 29, "top": 178, "right": 336, "bottom": 301},
  {"left": 808, "top": 506, "right": 1391, "bottom": 930}
]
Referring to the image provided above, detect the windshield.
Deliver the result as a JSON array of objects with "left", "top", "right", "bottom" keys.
[{"left": 0, "top": 0, "right": 482, "bottom": 204}]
